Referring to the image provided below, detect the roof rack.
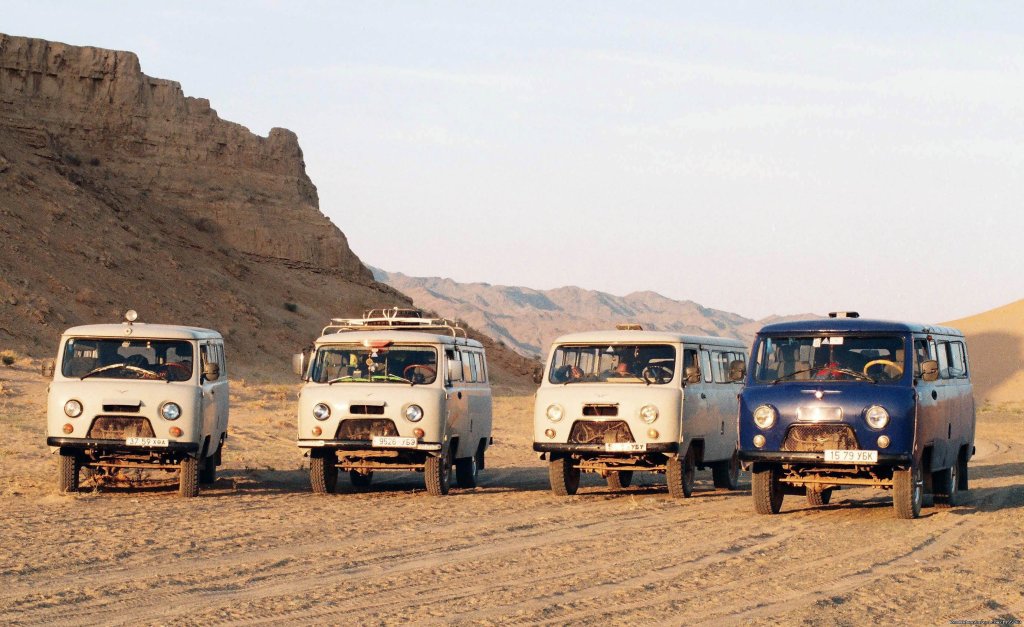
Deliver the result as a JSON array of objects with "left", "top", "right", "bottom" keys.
[{"left": 321, "top": 307, "right": 469, "bottom": 340}]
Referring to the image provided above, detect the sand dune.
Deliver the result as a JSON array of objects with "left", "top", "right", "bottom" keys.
[{"left": 946, "top": 299, "right": 1024, "bottom": 405}]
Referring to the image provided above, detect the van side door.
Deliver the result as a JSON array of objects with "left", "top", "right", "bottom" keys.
[
  {"left": 682, "top": 347, "right": 714, "bottom": 454},
  {"left": 703, "top": 347, "right": 742, "bottom": 463},
  {"left": 444, "top": 348, "right": 468, "bottom": 454},
  {"left": 913, "top": 335, "right": 946, "bottom": 471}
]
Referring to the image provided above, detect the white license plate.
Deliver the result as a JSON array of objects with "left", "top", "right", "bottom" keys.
[
  {"left": 605, "top": 442, "right": 647, "bottom": 452},
  {"left": 372, "top": 436, "right": 418, "bottom": 448},
  {"left": 824, "top": 449, "right": 878, "bottom": 463},
  {"left": 125, "top": 437, "right": 169, "bottom": 447}
]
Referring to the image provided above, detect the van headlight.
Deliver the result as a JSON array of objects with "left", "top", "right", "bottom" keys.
[
  {"left": 640, "top": 404, "right": 659, "bottom": 424},
  {"left": 546, "top": 404, "right": 564, "bottom": 422},
  {"left": 404, "top": 404, "right": 424, "bottom": 422},
  {"left": 160, "top": 402, "right": 182, "bottom": 421},
  {"left": 865, "top": 405, "right": 889, "bottom": 430},
  {"left": 313, "top": 403, "right": 331, "bottom": 421},
  {"left": 64, "top": 399, "right": 83, "bottom": 418},
  {"left": 753, "top": 405, "right": 777, "bottom": 430}
]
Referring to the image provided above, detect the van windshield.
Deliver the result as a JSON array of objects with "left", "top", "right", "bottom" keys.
[
  {"left": 549, "top": 344, "right": 676, "bottom": 384},
  {"left": 62, "top": 338, "right": 194, "bottom": 381},
  {"left": 310, "top": 344, "right": 438, "bottom": 385},
  {"left": 753, "top": 335, "right": 906, "bottom": 384}
]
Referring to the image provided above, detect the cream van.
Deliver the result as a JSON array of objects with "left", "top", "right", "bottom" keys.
[
  {"left": 533, "top": 326, "right": 747, "bottom": 497},
  {"left": 294, "top": 309, "right": 493, "bottom": 496},
  {"left": 45, "top": 311, "right": 229, "bottom": 497}
]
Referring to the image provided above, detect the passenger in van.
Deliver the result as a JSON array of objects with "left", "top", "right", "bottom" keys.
[{"left": 776, "top": 344, "right": 809, "bottom": 381}]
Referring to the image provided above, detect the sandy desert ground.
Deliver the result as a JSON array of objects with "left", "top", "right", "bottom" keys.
[{"left": 1, "top": 358, "right": 1022, "bottom": 626}]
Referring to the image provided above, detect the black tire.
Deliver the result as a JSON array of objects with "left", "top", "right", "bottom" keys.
[
  {"left": 57, "top": 451, "right": 80, "bottom": 493},
  {"left": 179, "top": 456, "right": 200, "bottom": 498},
  {"left": 425, "top": 449, "right": 452, "bottom": 496},
  {"left": 893, "top": 463, "right": 923, "bottom": 519},
  {"left": 606, "top": 470, "right": 633, "bottom": 490},
  {"left": 934, "top": 463, "right": 961, "bottom": 508},
  {"left": 806, "top": 487, "right": 832, "bottom": 507},
  {"left": 310, "top": 450, "right": 338, "bottom": 495},
  {"left": 548, "top": 456, "right": 580, "bottom": 496},
  {"left": 349, "top": 470, "right": 373, "bottom": 488},
  {"left": 199, "top": 451, "right": 217, "bottom": 485},
  {"left": 957, "top": 448, "right": 969, "bottom": 491},
  {"left": 666, "top": 448, "right": 695, "bottom": 498},
  {"left": 455, "top": 454, "right": 478, "bottom": 489},
  {"left": 712, "top": 450, "right": 740, "bottom": 490},
  {"left": 476, "top": 440, "right": 487, "bottom": 471},
  {"left": 752, "top": 464, "right": 784, "bottom": 515}
]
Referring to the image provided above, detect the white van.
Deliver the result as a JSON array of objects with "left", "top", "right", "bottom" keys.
[
  {"left": 533, "top": 326, "right": 747, "bottom": 497},
  {"left": 45, "top": 311, "right": 229, "bottom": 497},
  {"left": 294, "top": 309, "right": 493, "bottom": 496}
]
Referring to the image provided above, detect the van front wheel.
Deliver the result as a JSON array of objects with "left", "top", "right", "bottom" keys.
[
  {"left": 57, "top": 451, "right": 80, "bottom": 493},
  {"left": 752, "top": 464, "right": 784, "bottom": 514},
  {"left": 667, "top": 448, "right": 696, "bottom": 498},
  {"left": 179, "top": 456, "right": 200, "bottom": 498},
  {"left": 425, "top": 450, "right": 452, "bottom": 496},
  {"left": 310, "top": 450, "right": 338, "bottom": 494},
  {"left": 893, "top": 464, "right": 923, "bottom": 519},
  {"left": 549, "top": 456, "right": 580, "bottom": 496}
]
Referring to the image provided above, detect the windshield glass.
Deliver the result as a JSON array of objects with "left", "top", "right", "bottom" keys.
[
  {"left": 753, "top": 335, "right": 906, "bottom": 384},
  {"left": 62, "top": 338, "right": 194, "bottom": 381},
  {"left": 548, "top": 344, "right": 676, "bottom": 384},
  {"left": 310, "top": 344, "right": 438, "bottom": 384}
]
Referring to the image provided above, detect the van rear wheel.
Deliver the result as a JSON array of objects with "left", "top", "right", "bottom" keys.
[
  {"left": 425, "top": 449, "right": 452, "bottom": 496},
  {"left": 310, "top": 450, "right": 338, "bottom": 494},
  {"left": 199, "top": 451, "right": 217, "bottom": 485},
  {"left": 712, "top": 450, "right": 740, "bottom": 490},
  {"left": 893, "top": 463, "right": 922, "bottom": 519},
  {"left": 455, "top": 454, "right": 478, "bottom": 489},
  {"left": 57, "top": 451, "right": 80, "bottom": 493},
  {"left": 957, "top": 448, "right": 969, "bottom": 491},
  {"left": 606, "top": 471, "right": 633, "bottom": 490},
  {"left": 752, "top": 464, "right": 784, "bottom": 514},
  {"left": 934, "top": 463, "right": 961, "bottom": 508},
  {"left": 179, "top": 456, "right": 200, "bottom": 498},
  {"left": 549, "top": 456, "right": 580, "bottom": 496},
  {"left": 806, "top": 487, "right": 832, "bottom": 507}
]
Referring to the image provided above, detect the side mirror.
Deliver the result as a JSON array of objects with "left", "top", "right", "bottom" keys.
[
  {"left": 41, "top": 359, "right": 55, "bottom": 378},
  {"left": 532, "top": 366, "right": 545, "bottom": 385},
  {"left": 920, "top": 359, "right": 939, "bottom": 382},
  {"left": 203, "top": 362, "right": 220, "bottom": 382},
  {"left": 729, "top": 360, "right": 746, "bottom": 382},
  {"left": 685, "top": 366, "right": 701, "bottom": 384},
  {"left": 292, "top": 353, "right": 308, "bottom": 378}
]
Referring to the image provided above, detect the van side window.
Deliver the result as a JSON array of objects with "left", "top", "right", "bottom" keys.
[
  {"left": 700, "top": 350, "right": 713, "bottom": 383},
  {"left": 935, "top": 341, "right": 951, "bottom": 379},
  {"left": 446, "top": 349, "right": 463, "bottom": 383},
  {"left": 468, "top": 352, "right": 480, "bottom": 382},
  {"left": 683, "top": 348, "right": 700, "bottom": 382},
  {"left": 462, "top": 350, "right": 474, "bottom": 381},
  {"left": 710, "top": 350, "right": 729, "bottom": 383},
  {"left": 947, "top": 341, "right": 968, "bottom": 378},
  {"left": 913, "top": 339, "right": 931, "bottom": 376},
  {"left": 478, "top": 353, "right": 488, "bottom": 382}
]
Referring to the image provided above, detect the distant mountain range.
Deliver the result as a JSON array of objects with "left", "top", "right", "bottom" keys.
[{"left": 371, "top": 268, "right": 814, "bottom": 358}]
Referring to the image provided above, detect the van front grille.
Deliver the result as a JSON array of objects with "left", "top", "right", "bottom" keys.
[
  {"left": 335, "top": 419, "right": 399, "bottom": 441},
  {"left": 583, "top": 404, "right": 618, "bottom": 417},
  {"left": 350, "top": 404, "right": 386, "bottom": 415},
  {"left": 568, "top": 420, "right": 635, "bottom": 445},
  {"left": 88, "top": 416, "right": 156, "bottom": 439},
  {"left": 782, "top": 424, "right": 859, "bottom": 452}
]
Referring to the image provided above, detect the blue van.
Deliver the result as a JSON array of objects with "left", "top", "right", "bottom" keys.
[{"left": 738, "top": 312, "right": 975, "bottom": 519}]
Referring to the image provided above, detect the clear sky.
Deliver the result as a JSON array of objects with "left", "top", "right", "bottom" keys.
[{"left": 4, "top": 1, "right": 1023, "bottom": 322}]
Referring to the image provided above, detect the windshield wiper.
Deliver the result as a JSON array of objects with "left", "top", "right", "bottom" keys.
[
  {"left": 81, "top": 363, "right": 162, "bottom": 380},
  {"left": 773, "top": 367, "right": 876, "bottom": 384},
  {"left": 772, "top": 368, "right": 816, "bottom": 384}
]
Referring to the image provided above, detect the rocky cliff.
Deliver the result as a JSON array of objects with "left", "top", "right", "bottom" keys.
[{"left": 0, "top": 33, "right": 536, "bottom": 389}]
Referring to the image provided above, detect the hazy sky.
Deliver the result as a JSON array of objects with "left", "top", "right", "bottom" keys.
[{"left": 5, "top": 1, "right": 1023, "bottom": 322}]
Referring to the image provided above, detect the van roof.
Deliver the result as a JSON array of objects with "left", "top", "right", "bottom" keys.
[
  {"left": 757, "top": 317, "right": 964, "bottom": 338},
  {"left": 316, "top": 330, "right": 484, "bottom": 349},
  {"left": 61, "top": 323, "right": 223, "bottom": 341},
  {"left": 551, "top": 329, "right": 746, "bottom": 348}
]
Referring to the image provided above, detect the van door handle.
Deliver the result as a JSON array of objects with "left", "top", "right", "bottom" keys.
[
  {"left": 700, "top": 393, "right": 707, "bottom": 400},
  {"left": 457, "top": 391, "right": 463, "bottom": 400}
]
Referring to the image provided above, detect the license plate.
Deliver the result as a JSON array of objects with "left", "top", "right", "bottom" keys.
[
  {"left": 372, "top": 436, "right": 418, "bottom": 448},
  {"left": 125, "top": 437, "right": 169, "bottom": 447},
  {"left": 824, "top": 449, "right": 878, "bottom": 463},
  {"left": 605, "top": 442, "right": 646, "bottom": 452}
]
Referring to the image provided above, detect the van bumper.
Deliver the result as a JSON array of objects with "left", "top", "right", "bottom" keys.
[
  {"left": 47, "top": 437, "right": 200, "bottom": 453},
  {"left": 533, "top": 442, "right": 678, "bottom": 454},
  {"left": 738, "top": 450, "right": 912, "bottom": 465},
  {"left": 297, "top": 439, "right": 443, "bottom": 452}
]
